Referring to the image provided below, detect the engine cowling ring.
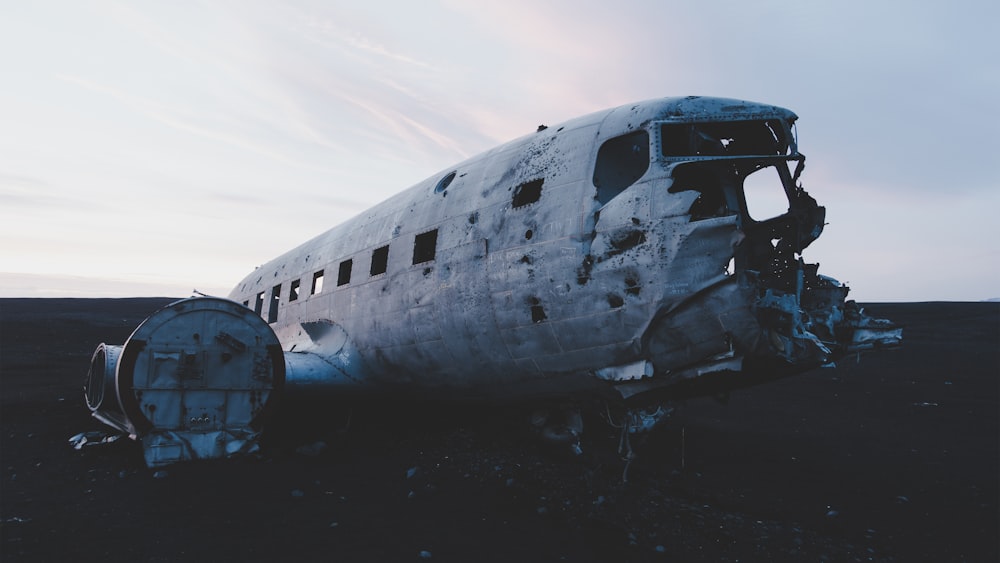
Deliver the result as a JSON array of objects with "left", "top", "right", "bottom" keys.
[{"left": 114, "top": 297, "right": 285, "bottom": 437}]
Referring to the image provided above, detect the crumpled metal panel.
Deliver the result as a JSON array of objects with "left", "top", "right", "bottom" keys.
[{"left": 141, "top": 430, "right": 260, "bottom": 467}]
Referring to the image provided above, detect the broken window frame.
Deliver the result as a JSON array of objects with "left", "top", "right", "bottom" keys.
[
  {"left": 667, "top": 151, "right": 822, "bottom": 297},
  {"left": 593, "top": 130, "right": 651, "bottom": 205},
  {"left": 742, "top": 164, "right": 793, "bottom": 222},
  {"left": 289, "top": 279, "right": 300, "bottom": 302},
  {"left": 658, "top": 119, "right": 795, "bottom": 159},
  {"left": 668, "top": 155, "right": 804, "bottom": 225},
  {"left": 311, "top": 270, "right": 324, "bottom": 295}
]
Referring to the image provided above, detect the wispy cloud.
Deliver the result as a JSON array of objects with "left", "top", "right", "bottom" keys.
[
  {"left": 56, "top": 74, "right": 331, "bottom": 171},
  {"left": 0, "top": 173, "right": 99, "bottom": 211},
  {"left": 1, "top": 1, "right": 996, "bottom": 299},
  {"left": 305, "top": 18, "right": 441, "bottom": 71}
]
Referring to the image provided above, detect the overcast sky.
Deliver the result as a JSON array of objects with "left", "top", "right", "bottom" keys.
[{"left": 1, "top": 0, "right": 997, "bottom": 301}]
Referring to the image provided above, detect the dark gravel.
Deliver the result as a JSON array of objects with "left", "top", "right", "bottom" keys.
[{"left": 1, "top": 299, "right": 997, "bottom": 562}]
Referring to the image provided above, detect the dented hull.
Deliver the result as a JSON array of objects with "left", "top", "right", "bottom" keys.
[{"left": 85, "top": 96, "right": 901, "bottom": 465}]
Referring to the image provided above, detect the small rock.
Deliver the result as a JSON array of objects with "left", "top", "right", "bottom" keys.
[
  {"left": 896, "top": 495, "right": 910, "bottom": 504},
  {"left": 418, "top": 550, "right": 432, "bottom": 559},
  {"left": 291, "top": 489, "right": 305, "bottom": 498},
  {"left": 655, "top": 545, "right": 666, "bottom": 553},
  {"left": 4, "top": 516, "right": 30, "bottom": 524},
  {"left": 406, "top": 466, "right": 421, "bottom": 480},
  {"left": 825, "top": 508, "right": 839, "bottom": 518},
  {"left": 329, "top": 522, "right": 338, "bottom": 528},
  {"left": 152, "top": 470, "right": 168, "bottom": 479}
]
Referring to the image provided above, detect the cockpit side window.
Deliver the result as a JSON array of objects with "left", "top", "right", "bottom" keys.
[{"left": 593, "top": 130, "right": 650, "bottom": 205}]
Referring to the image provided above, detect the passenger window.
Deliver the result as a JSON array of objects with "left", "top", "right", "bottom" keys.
[
  {"left": 338, "top": 259, "right": 353, "bottom": 286},
  {"left": 254, "top": 292, "right": 264, "bottom": 316},
  {"left": 268, "top": 284, "right": 281, "bottom": 323},
  {"left": 311, "top": 270, "right": 324, "bottom": 294},
  {"left": 593, "top": 130, "right": 650, "bottom": 204},
  {"left": 289, "top": 279, "right": 300, "bottom": 301},
  {"left": 413, "top": 229, "right": 438, "bottom": 264},
  {"left": 370, "top": 245, "right": 389, "bottom": 276}
]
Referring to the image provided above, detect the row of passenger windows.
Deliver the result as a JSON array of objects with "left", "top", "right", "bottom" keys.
[
  {"left": 244, "top": 228, "right": 440, "bottom": 323},
  {"left": 243, "top": 172, "right": 555, "bottom": 324},
  {"left": 240, "top": 135, "right": 650, "bottom": 325}
]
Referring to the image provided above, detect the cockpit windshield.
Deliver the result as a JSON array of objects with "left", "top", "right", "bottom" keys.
[{"left": 661, "top": 119, "right": 793, "bottom": 158}]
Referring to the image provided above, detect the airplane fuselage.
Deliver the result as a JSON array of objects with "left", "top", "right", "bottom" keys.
[
  {"left": 227, "top": 96, "right": 888, "bottom": 402},
  {"left": 85, "top": 96, "right": 901, "bottom": 465}
]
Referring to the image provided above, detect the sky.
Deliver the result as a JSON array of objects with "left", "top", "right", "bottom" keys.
[{"left": 1, "top": 0, "right": 997, "bottom": 301}]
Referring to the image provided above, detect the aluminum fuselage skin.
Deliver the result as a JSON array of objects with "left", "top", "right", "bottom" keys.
[{"left": 228, "top": 96, "right": 874, "bottom": 403}]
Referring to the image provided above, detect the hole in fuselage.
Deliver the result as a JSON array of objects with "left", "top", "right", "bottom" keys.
[{"left": 531, "top": 305, "right": 547, "bottom": 323}]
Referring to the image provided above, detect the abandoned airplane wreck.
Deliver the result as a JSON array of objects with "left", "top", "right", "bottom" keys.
[{"left": 84, "top": 96, "right": 901, "bottom": 466}]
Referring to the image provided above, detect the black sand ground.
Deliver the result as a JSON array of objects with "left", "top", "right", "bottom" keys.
[{"left": 1, "top": 299, "right": 997, "bottom": 562}]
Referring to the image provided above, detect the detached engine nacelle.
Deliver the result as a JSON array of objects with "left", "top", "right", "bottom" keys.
[{"left": 84, "top": 298, "right": 285, "bottom": 466}]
